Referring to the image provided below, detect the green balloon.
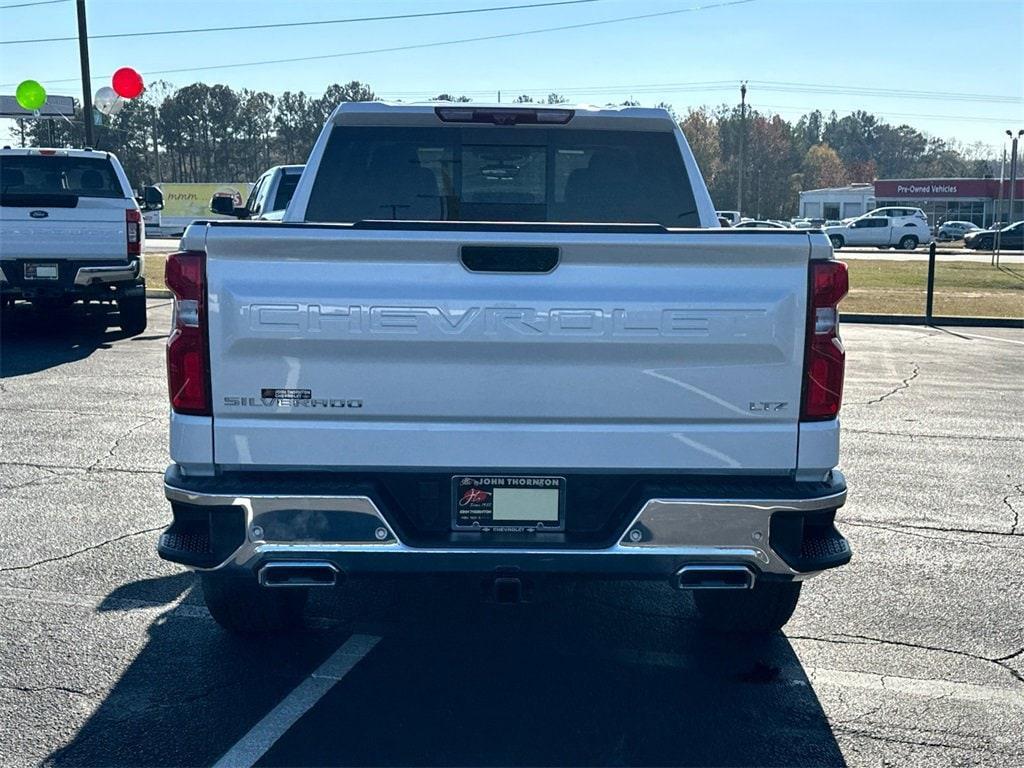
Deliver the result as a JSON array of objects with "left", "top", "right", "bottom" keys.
[{"left": 16, "top": 79, "right": 46, "bottom": 111}]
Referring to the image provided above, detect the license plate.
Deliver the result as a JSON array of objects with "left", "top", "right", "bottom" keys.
[
  {"left": 24, "top": 263, "right": 58, "bottom": 280},
  {"left": 452, "top": 475, "right": 565, "bottom": 532}
]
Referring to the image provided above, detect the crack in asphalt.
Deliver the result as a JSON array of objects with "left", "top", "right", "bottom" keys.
[
  {"left": 842, "top": 520, "right": 1023, "bottom": 553},
  {"left": 832, "top": 725, "right": 1014, "bottom": 756},
  {"left": 0, "top": 525, "right": 165, "bottom": 574},
  {"left": 0, "top": 683, "right": 98, "bottom": 699},
  {"left": 85, "top": 416, "right": 163, "bottom": 473},
  {"left": 0, "top": 464, "right": 77, "bottom": 494},
  {"left": 793, "top": 632, "right": 1024, "bottom": 685},
  {"left": 0, "top": 414, "right": 163, "bottom": 494},
  {"left": 861, "top": 363, "right": 920, "bottom": 405},
  {"left": 844, "top": 517, "right": 1024, "bottom": 541},
  {"left": 843, "top": 427, "right": 1024, "bottom": 443},
  {"left": 0, "top": 406, "right": 163, "bottom": 416},
  {"left": 1, "top": 461, "right": 162, "bottom": 477},
  {"left": 1004, "top": 484, "right": 1023, "bottom": 535},
  {"left": 0, "top": 463, "right": 161, "bottom": 492}
]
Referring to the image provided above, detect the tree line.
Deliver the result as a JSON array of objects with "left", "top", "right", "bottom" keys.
[{"left": 14, "top": 80, "right": 997, "bottom": 218}]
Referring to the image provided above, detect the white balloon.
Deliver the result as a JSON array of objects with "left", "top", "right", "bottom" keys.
[{"left": 93, "top": 86, "right": 124, "bottom": 116}]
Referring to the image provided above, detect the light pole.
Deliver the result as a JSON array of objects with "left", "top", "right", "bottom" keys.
[
  {"left": 736, "top": 82, "right": 747, "bottom": 215},
  {"left": 996, "top": 129, "right": 1022, "bottom": 266}
]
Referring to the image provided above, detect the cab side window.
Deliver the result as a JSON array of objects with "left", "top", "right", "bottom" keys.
[{"left": 248, "top": 175, "right": 270, "bottom": 217}]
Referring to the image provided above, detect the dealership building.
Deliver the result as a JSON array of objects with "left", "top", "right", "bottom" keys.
[{"left": 799, "top": 179, "right": 1024, "bottom": 226}]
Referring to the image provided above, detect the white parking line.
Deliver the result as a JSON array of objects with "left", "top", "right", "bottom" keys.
[{"left": 212, "top": 633, "right": 380, "bottom": 768}]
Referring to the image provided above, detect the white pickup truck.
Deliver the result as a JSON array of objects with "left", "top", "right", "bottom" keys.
[
  {"left": 209, "top": 164, "right": 304, "bottom": 222},
  {"left": 159, "top": 103, "right": 852, "bottom": 636},
  {"left": 825, "top": 213, "right": 933, "bottom": 251},
  {"left": 0, "top": 147, "right": 162, "bottom": 333}
]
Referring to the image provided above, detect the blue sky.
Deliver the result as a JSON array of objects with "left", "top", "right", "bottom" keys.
[{"left": 1, "top": 0, "right": 1022, "bottom": 150}]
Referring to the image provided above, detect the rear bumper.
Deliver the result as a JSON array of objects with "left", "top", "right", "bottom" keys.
[
  {"left": 160, "top": 466, "right": 851, "bottom": 583},
  {"left": 0, "top": 258, "right": 141, "bottom": 298}
]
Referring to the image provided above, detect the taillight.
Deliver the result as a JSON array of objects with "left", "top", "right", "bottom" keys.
[
  {"left": 165, "top": 250, "right": 210, "bottom": 415},
  {"left": 126, "top": 209, "right": 142, "bottom": 256},
  {"left": 801, "top": 260, "right": 849, "bottom": 421}
]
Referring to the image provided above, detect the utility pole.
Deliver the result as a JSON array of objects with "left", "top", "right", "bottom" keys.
[
  {"left": 996, "top": 129, "right": 1022, "bottom": 266},
  {"left": 993, "top": 146, "right": 1006, "bottom": 265},
  {"left": 497, "top": 90, "right": 501, "bottom": 104},
  {"left": 76, "top": 0, "right": 95, "bottom": 148},
  {"left": 151, "top": 112, "right": 162, "bottom": 181},
  {"left": 736, "top": 81, "right": 747, "bottom": 215}
]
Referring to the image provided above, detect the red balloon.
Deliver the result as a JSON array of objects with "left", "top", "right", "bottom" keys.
[{"left": 112, "top": 67, "right": 144, "bottom": 99}]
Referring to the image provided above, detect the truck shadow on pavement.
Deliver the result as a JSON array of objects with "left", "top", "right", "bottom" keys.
[
  {"left": 0, "top": 303, "right": 137, "bottom": 378},
  {"left": 49, "top": 575, "right": 846, "bottom": 767}
]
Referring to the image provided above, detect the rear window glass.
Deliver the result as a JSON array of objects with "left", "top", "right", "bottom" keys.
[
  {"left": 0, "top": 155, "right": 124, "bottom": 201},
  {"left": 306, "top": 126, "right": 699, "bottom": 226},
  {"left": 272, "top": 172, "right": 301, "bottom": 212}
]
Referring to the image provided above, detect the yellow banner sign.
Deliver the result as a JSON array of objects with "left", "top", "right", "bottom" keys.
[{"left": 159, "top": 182, "right": 253, "bottom": 219}]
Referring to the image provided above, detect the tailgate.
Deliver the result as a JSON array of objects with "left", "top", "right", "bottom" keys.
[
  {"left": 206, "top": 227, "right": 811, "bottom": 472},
  {"left": 0, "top": 198, "right": 127, "bottom": 261}
]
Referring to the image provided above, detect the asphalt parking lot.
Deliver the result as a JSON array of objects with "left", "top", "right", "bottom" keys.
[{"left": 1, "top": 300, "right": 1022, "bottom": 767}]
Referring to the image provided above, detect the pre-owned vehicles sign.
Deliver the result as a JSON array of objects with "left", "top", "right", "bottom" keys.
[{"left": 875, "top": 179, "right": 1024, "bottom": 198}]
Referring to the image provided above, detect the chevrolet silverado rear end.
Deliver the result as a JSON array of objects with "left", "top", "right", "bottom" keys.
[{"left": 159, "top": 103, "right": 851, "bottom": 635}]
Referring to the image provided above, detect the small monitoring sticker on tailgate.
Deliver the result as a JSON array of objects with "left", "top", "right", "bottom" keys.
[{"left": 261, "top": 388, "right": 311, "bottom": 400}]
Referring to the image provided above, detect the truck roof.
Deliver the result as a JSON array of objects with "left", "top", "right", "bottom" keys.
[
  {"left": 329, "top": 102, "right": 678, "bottom": 131},
  {"left": 0, "top": 147, "right": 114, "bottom": 159}
]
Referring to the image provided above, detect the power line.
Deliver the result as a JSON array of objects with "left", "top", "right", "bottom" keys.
[
  {"left": 379, "top": 80, "right": 1023, "bottom": 106},
  {"left": 0, "top": 0, "right": 609, "bottom": 45},
  {"left": 0, "top": 0, "right": 66, "bottom": 8},
  {"left": 380, "top": 81, "right": 738, "bottom": 98},
  {"left": 750, "top": 80, "right": 1023, "bottom": 105},
  {"left": 0, "top": 0, "right": 759, "bottom": 85},
  {"left": 752, "top": 103, "right": 1019, "bottom": 125}
]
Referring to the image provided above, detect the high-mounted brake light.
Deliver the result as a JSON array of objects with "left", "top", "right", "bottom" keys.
[
  {"left": 434, "top": 107, "right": 574, "bottom": 125},
  {"left": 165, "top": 250, "right": 210, "bottom": 415},
  {"left": 126, "top": 209, "right": 142, "bottom": 256},
  {"left": 801, "top": 260, "right": 849, "bottom": 421}
]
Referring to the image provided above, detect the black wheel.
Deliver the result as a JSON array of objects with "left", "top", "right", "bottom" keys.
[
  {"left": 897, "top": 235, "right": 918, "bottom": 251},
  {"left": 117, "top": 293, "right": 147, "bottom": 335},
  {"left": 828, "top": 235, "right": 844, "bottom": 249},
  {"left": 693, "top": 580, "right": 802, "bottom": 634},
  {"left": 200, "top": 573, "right": 308, "bottom": 635}
]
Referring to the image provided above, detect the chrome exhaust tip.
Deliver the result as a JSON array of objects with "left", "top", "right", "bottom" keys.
[
  {"left": 258, "top": 562, "right": 339, "bottom": 588},
  {"left": 674, "top": 565, "right": 755, "bottom": 590}
]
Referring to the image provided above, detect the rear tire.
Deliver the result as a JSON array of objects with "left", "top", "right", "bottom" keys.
[
  {"left": 117, "top": 293, "right": 147, "bottom": 335},
  {"left": 200, "top": 573, "right": 308, "bottom": 635},
  {"left": 828, "top": 235, "right": 844, "bottom": 249},
  {"left": 897, "top": 235, "right": 918, "bottom": 251},
  {"left": 693, "top": 580, "right": 802, "bottom": 635}
]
